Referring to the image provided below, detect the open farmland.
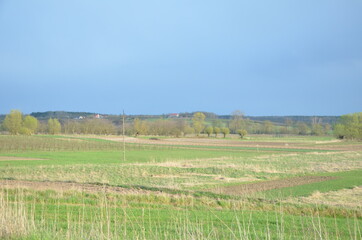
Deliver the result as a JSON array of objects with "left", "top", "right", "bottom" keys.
[{"left": 0, "top": 135, "right": 361, "bottom": 239}]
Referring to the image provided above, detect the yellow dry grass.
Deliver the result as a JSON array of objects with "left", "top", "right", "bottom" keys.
[{"left": 292, "top": 187, "right": 362, "bottom": 208}]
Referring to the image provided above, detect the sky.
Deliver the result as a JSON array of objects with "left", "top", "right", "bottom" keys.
[{"left": 0, "top": 0, "right": 361, "bottom": 116}]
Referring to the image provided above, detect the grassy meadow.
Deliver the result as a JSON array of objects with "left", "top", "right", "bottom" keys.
[{"left": 0, "top": 134, "right": 361, "bottom": 239}]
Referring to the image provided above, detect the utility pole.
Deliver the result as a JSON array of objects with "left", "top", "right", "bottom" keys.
[{"left": 122, "top": 110, "right": 126, "bottom": 162}]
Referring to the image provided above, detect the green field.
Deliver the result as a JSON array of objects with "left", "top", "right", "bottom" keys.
[{"left": 0, "top": 135, "right": 361, "bottom": 239}]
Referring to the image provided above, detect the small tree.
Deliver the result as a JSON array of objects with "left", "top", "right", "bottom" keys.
[
  {"left": 64, "top": 120, "right": 81, "bottom": 134},
  {"left": 171, "top": 128, "right": 182, "bottom": 138},
  {"left": 23, "top": 116, "right": 39, "bottom": 134},
  {"left": 214, "top": 127, "right": 220, "bottom": 138},
  {"left": 192, "top": 112, "right": 206, "bottom": 136},
  {"left": 236, "top": 129, "right": 247, "bottom": 139},
  {"left": 229, "top": 110, "right": 244, "bottom": 133},
  {"left": 183, "top": 125, "right": 195, "bottom": 136},
  {"left": 333, "top": 112, "right": 362, "bottom": 140},
  {"left": 311, "top": 123, "right": 324, "bottom": 136},
  {"left": 324, "top": 123, "right": 331, "bottom": 134},
  {"left": 285, "top": 118, "right": 293, "bottom": 134},
  {"left": 296, "top": 122, "right": 309, "bottom": 135},
  {"left": 3, "top": 110, "right": 23, "bottom": 134},
  {"left": 263, "top": 120, "right": 274, "bottom": 134},
  {"left": 19, "top": 127, "right": 32, "bottom": 135},
  {"left": 133, "top": 118, "right": 148, "bottom": 136},
  {"left": 221, "top": 127, "right": 230, "bottom": 138},
  {"left": 48, "top": 118, "right": 61, "bottom": 135},
  {"left": 334, "top": 124, "right": 345, "bottom": 139},
  {"left": 205, "top": 126, "right": 213, "bottom": 137}
]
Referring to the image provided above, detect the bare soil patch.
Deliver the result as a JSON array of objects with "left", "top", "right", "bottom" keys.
[
  {"left": 0, "top": 156, "right": 47, "bottom": 161},
  {"left": 56, "top": 137, "right": 84, "bottom": 142},
  {"left": 211, "top": 176, "right": 337, "bottom": 195},
  {"left": 0, "top": 180, "right": 162, "bottom": 195}
]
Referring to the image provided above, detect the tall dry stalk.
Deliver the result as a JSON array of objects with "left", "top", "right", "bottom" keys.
[{"left": 0, "top": 189, "right": 34, "bottom": 239}]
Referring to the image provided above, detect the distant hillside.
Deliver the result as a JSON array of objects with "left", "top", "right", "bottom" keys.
[
  {"left": 30, "top": 111, "right": 98, "bottom": 120},
  {"left": 244, "top": 116, "right": 339, "bottom": 125},
  {"left": 215, "top": 115, "right": 339, "bottom": 125}
]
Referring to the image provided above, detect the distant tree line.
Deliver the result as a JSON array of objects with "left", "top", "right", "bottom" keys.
[
  {"left": 12, "top": 110, "right": 339, "bottom": 126},
  {"left": 63, "top": 119, "right": 115, "bottom": 135},
  {"left": 130, "top": 112, "right": 235, "bottom": 138},
  {"left": 2, "top": 110, "right": 360, "bottom": 140},
  {"left": 30, "top": 111, "right": 96, "bottom": 120}
]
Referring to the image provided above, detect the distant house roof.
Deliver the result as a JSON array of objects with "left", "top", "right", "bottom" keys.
[{"left": 168, "top": 113, "right": 179, "bottom": 118}]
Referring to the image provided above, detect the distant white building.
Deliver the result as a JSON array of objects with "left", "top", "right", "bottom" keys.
[{"left": 168, "top": 113, "right": 179, "bottom": 118}]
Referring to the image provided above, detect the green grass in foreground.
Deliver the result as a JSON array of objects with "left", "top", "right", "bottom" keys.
[
  {"left": 1, "top": 188, "right": 361, "bottom": 240},
  {"left": 255, "top": 169, "right": 362, "bottom": 199}
]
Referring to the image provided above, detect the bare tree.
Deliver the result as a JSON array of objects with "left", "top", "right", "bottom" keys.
[{"left": 229, "top": 110, "right": 245, "bottom": 133}]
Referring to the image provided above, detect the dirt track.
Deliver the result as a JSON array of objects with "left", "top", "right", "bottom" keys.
[
  {"left": 0, "top": 156, "right": 47, "bottom": 161},
  {"left": 0, "top": 180, "right": 160, "bottom": 195},
  {"left": 0, "top": 176, "right": 338, "bottom": 197},
  {"left": 99, "top": 136, "right": 362, "bottom": 151},
  {"left": 211, "top": 176, "right": 337, "bottom": 195}
]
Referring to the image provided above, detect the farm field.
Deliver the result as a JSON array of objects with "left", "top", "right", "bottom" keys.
[{"left": 0, "top": 135, "right": 361, "bottom": 239}]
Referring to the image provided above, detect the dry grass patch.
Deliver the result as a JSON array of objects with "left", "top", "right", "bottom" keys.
[
  {"left": 56, "top": 137, "right": 85, "bottom": 142},
  {"left": 212, "top": 175, "right": 259, "bottom": 182},
  {"left": 314, "top": 140, "right": 342, "bottom": 144},
  {"left": 210, "top": 176, "right": 337, "bottom": 196},
  {"left": 0, "top": 179, "right": 165, "bottom": 196},
  {"left": 295, "top": 187, "right": 362, "bottom": 208},
  {"left": 136, "top": 156, "right": 235, "bottom": 168},
  {"left": 0, "top": 190, "right": 35, "bottom": 239},
  {"left": 247, "top": 151, "right": 362, "bottom": 174}
]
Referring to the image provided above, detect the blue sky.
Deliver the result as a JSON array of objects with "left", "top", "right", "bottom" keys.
[{"left": 1, "top": 1, "right": 361, "bottom": 116}]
